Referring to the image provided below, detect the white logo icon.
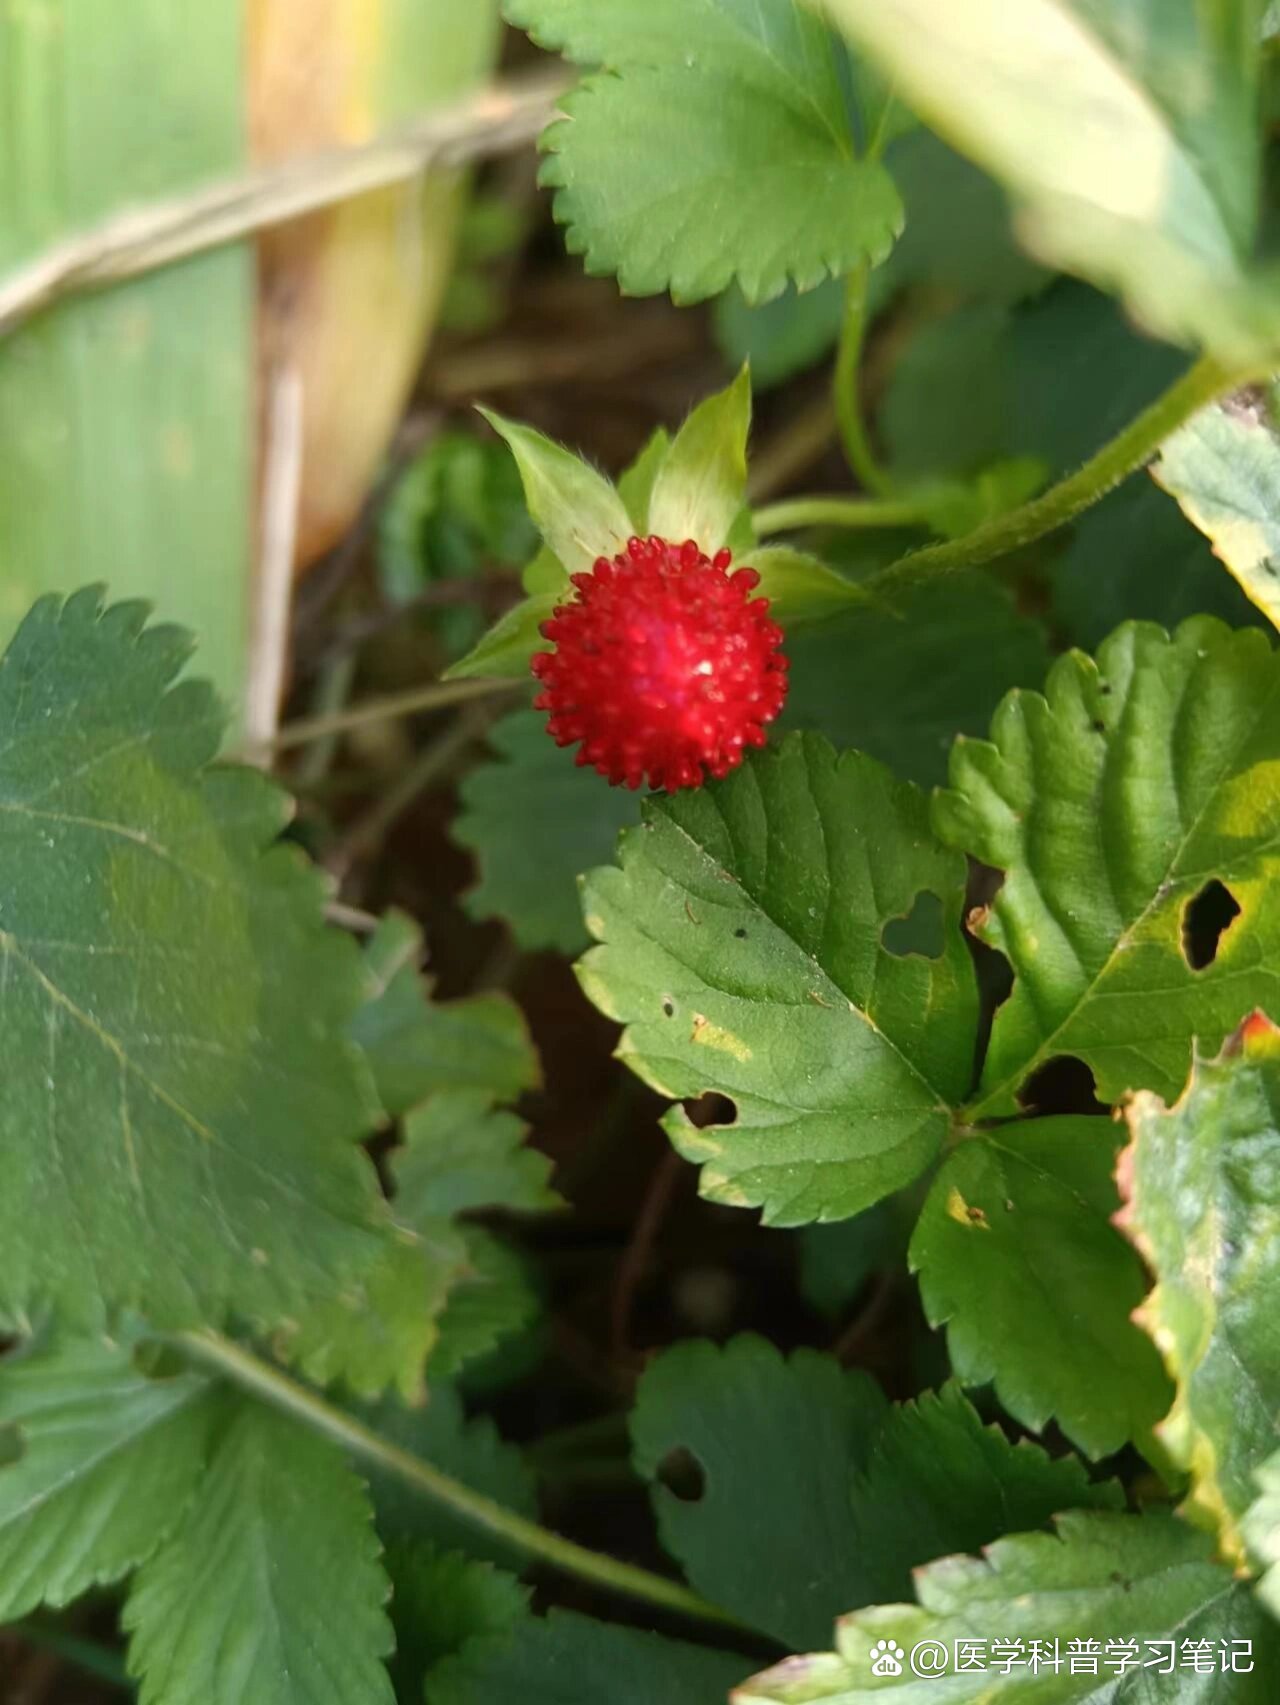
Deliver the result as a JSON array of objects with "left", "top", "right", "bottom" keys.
[{"left": 870, "top": 1640, "right": 905, "bottom": 1678}]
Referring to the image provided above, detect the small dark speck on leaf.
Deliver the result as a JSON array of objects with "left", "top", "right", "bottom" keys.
[
  {"left": 734, "top": 926, "right": 747, "bottom": 939},
  {"left": 662, "top": 998, "right": 675, "bottom": 1018}
]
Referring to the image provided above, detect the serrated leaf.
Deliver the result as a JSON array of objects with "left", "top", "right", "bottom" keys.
[
  {"left": 511, "top": 0, "right": 902, "bottom": 304},
  {"left": 125, "top": 1397, "right": 395, "bottom": 1705},
  {"left": 428, "top": 1607, "right": 751, "bottom": 1705},
  {"left": 428, "top": 1228, "right": 540, "bottom": 1382},
  {"left": 934, "top": 617, "right": 1280, "bottom": 1118},
  {"left": 1154, "top": 395, "right": 1280, "bottom": 630},
  {"left": 822, "top": 0, "right": 1277, "bottom": 362},
  {"left": 0, "top": 589, "right": 426, "bottom": 1396},
  {"left": 647, "top": 369, "right": 751, "bottom": 554},
  {"left": 740, "top": 1510, "right": 1279, "bottom": 1703},
  {"left": 1244, "top": 1451, "right": 1280, "bottom": 1620},
  {"left": 0, "top": 1333, "right": 212, "bottom": 1621},
  {"left": 779, "top": 573, "right": 1050, "bottom": 789},
  {"left": 455, "top": 709, "right": 644, "bottom": 954},
  {"left": 631, "top": 1337, "right": 1115, "bottom": 1650},
  {"left": 911, "top": 1117, "right": 1171, "bottom": 1459},
  {"left": 1119, "top": 1022, "right": 1280, "bottom": 1562},
  {"left": 477, "top": 411, "right": 632, "bottom": 578},
  {"left": 385, "top": 1543, "right": 530, "bottom": 1700},
  {"left": 351, "top": 911, "right": 539, "bottom": 1121},
  {"left": 579, "top": 733, "right": 977, "bottom": 1225},
  {"left": 394, "top": 1092, "right": 558, "bottom": 1224},
  {"left": 359, "top": 1384, "right": 537, "bottom": 1570}
]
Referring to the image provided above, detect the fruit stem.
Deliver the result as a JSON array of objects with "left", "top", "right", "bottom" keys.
[
  {"left": 867, "top": 354, "right": 1247, "bottom": 598},
  {"left": 174, "top": 1328, "right": 747, "bottom": 1634},
  {"left": 753, "top": 494, "right": 928, "bottom": 537},
  {"left": 834, "top": 262, "right": 894, "bottom": 497}
]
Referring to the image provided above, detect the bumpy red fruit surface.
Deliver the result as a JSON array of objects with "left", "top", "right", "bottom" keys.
[{"left": 531, "top": 535, "right": 789, "bottom": 792}]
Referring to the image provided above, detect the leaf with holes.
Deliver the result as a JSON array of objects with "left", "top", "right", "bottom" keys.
[
  {"left": 1154, "top": 392, "right": 1280, "bottom": 630},
  {"left": 822, "top": 0, "right": 1279, "bottom": 362},
  {"left": 934, "top": 618, "right": 1280, "bottom": 1119},
  {"left": 740, "top": 1509, "right": 1280, "bottom": 1702},
  {"left": 631, "top": 1336, "right": 1118, "bottom": 1649},
  {"left": 427, "top": 1607, "right": 751, "bottom": 1705},
  {"left": 911, "top": 1117, "right": 1171, "bottom": 1459},
  {"left": 1118, "top": 1016, "right": 1280, "bottom": 1562},
  {"left": 125, "top": 1397, "right": 394, "bottom": 1705},
  {"left": 579, "top": 732, "right": 978, "bottom": 1225},
  {"left": 0, "top": 590, "right": 430, "bottom": 1396},
  {"left": 508, "top": 0, "right": 902, "bottom": 304},
  {"left": 0, "top": 1332, "right": 213, "bottom": 1623}
]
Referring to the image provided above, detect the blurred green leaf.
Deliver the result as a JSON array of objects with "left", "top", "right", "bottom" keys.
[
  {"left": 1244, "top": 1450, "right": 1280, "bottom": 1620},
  {"left": 428, "top": 1228, "right": 540, "bottom": 1382},
  {"left": 385, "top": 1544, "right": 530, "bottom": 1700}
]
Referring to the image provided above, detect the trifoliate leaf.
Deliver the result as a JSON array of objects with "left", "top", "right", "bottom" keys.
[
  {"left": 455, "top": 709, "right": 643, "bottom": 954},
  {"left": 385, "top": 1544, "right": 530, "bottom": 1700},
  {"left": 0, "top": 1333, "right": 213, "bottom": 1621},
  {"left": 648, "top": 369, "right": 751, "bottom": 555},
  {"left": 911, "top": 1117, "right": 1171, "bottom": 1459},
  {"left": 779, "top": 572, "right": 1050, "bottom": 788},
  {"left": 934, "top": 618, "right": 1280, "bottom": 1118},
  {"left": 1153, "top": 393, "right": 1280, "bottom": 630},
  {"left": 822, "top": 0, "right": 1278, "bottom": 363},
  {"left": 630, "top": 1335, "right": 890, "bottom": 1648},
  {"left": 740, "top": 1510, "right": 1279, "bottom": 1703},
  {"left": 351, "top": 911, "right": 539, "bottom": 1121},
  {"left": 427, "top": 1229, "right": 540, "bottom": 1382},
  {"left": 1244, "top": 1451, "right": 1280, "bottom": 1621},
  {"left": 477, "top": 411, "right": 631, "bottom": 579},
  {"left": 1119, "top": 1019, "right": 1280, "bottom": 1563},
  {"left": 0, "top": 589, "right": 427, "bottom": 1396},
  {"left": 428, "top": 1608, "right": 752, "bottom": 1705},
  {"left": 125, "top": 1397, "right": 395, "bottom": 1705},
  {"left": 360, "top": 1383, "right": 537, "bottom": 1570},
  {"left": 579, "top": 734, "right": 977, "bottom": 1224},
  {"left": 510, "top": 0, "right": 902, "bottom": 304},
  {"left": 632, "top": 1338, "right": 1118, "bottom": 1650}
]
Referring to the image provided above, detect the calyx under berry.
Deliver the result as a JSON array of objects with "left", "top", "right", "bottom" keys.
[{"left": 531, "top": 535, "right": 788, "bottom": 792}]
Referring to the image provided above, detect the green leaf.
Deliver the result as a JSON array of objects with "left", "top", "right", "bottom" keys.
[
  {"left": 750, "top": 548, "right": 870, "bottom": 625},
  {"left": 1244, "top": 1450, "right": 1280, "bottom": 1621},
  {"left": 1119, "top": 1020, "right": 1280, "bottom": 1562},
  {"left": 385, "top": 1544, "right": 530, "bottom": 1700},
  {"left": 359, "top": 1384, "right": 537, "bottom": 1569},
  {"left": 394, "top": 1092, "right": 558, "bottom": 1224},
  {"left": 446, "top": 594, "right": 558, "bottom": 681},
  {"left": 822, "top": 0, "right": 1276, "bottom": 362},
  {"left": 0, "top": 1333, "right": 212, "bottom": 1621},
  {"left": 579, "top": 734, "right": 977, "bottom": 1224},
  {"left": 911, "top": 1117, "right": 1172, "bottom": 1459},
  {"left": 510, "top": 0, "right": 902, "bottom": 304},
  {"left": 632, "top": 1338, "right": 1117, "bottom": 1650},
  {"left": 125, "top": 1397, "right": 394, "bottom": 1705},
  {"left": 740, "top": 1510, "right": 1279, "bottom": 1703},
  {"left": 0, "top": 590, "right": 427, "bottom": 1396},
  {"left": 427, "top": 1608, "right": 751, "bottom": 1705},
  {"left": 713, "top": 282, "right": 846, "bottom": 391},
  {"left": 797, "top": 1203, "right": 903, "bottom": 1321},
  {"left": 646, "top": 369, "right": 751, "bottom": 554},
  {"left": 477, "top": 411, "right": 632, "bottom": 578},
  {"left": 779, "top": 573, "right": 1050, "bottom": 789},
  {"left": 1154, "top": 394, "right": 1280, "bottom": 630},
  {"left": 351, "top": 911, "right": 539, "bottom": 1121},
  {"left": 454, "top": 709, "right": 643, "bottom": 954},
  {"left": 934, "top": 617, "right": 1280, "bottom": 1118},
  {"left": 617, "top": 428, "right": 672, "bottom": 531},
  {"left": 428, "top": 1228, "right": 540, "bottom": 1382}
]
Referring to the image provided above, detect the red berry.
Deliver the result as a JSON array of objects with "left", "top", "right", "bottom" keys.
[{"left": 531, "top": 535, "right": 789, "bottom": 792}]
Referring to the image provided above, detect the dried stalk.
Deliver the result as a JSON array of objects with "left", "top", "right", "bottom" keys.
[{"left": 0, "top": 68, "right": 566, "bottom": 338}]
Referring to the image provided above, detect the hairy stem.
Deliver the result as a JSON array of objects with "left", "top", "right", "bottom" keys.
[
  {"left": 868, "top": 354, "right": 1239, "bottom": 598},
  {"left": 834, "top": 264, "right": 893, "bottom": 497},
  {"left": 753, "top": 494, "right": 927, "bottom": 537},
  {"left": 175, "top": 1329, "right": 744, "bottom": 1633}
]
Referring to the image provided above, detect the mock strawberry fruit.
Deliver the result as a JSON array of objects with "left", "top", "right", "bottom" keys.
[{"left": 531, "top": 535, "right": 789, "bottom": 792}]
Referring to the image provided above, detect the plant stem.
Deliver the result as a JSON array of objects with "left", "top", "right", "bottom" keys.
[
  {"left": 753, "top": 494, "right": 927, "bottom": 537},
  {"left": 868, "top": 354, "right": 1238, "bottom": 598},
  {"left": 11, "top": 1620, "right": 131, "bottom": 1691},
  {"left": 174, "top": 1329, "right": 744, "bottom": 1633},
  {"left": 263, "top": 675, "right": 520, "bottom": 754},
  {"left": 834, "top": 263, "right": 893, "bottom": 497}
]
